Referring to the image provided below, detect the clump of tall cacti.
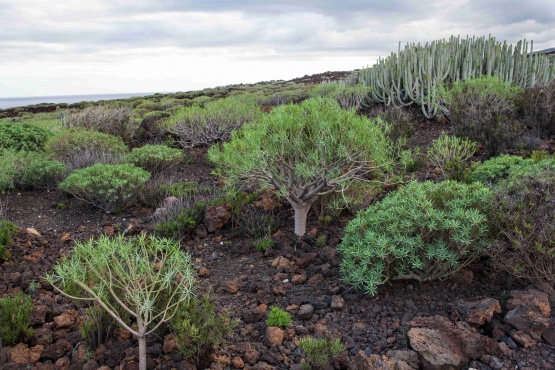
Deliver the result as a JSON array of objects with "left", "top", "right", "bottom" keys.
[{"left": 359, "top": 35, "right": 555, "bottom": 118}]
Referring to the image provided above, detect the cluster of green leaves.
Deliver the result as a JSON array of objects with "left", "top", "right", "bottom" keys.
[
  {"left": 339, "top": 180, "right": 491, "bottom": 295},
  {"left": 21, "top": 159, "right": 67, "bottom": 191},
  {"left": 0, "top": 219, "right": 17, "bottom": 259},
  {"left": 427, "top": 132, "right": 477, "bottom": 180},
  {"left": 0, "top": 122, "right": 52, "bottom": 152},
  {"left": 310, "top": 83, "right": 370, "bottom": 110},
  {"left": 59, "top": 163, "right": 150, "bottom": 213},
  {"left": 127, "top": 144, "right": 184, "bottom": 174},
  {"left": 79, "top": 304, "right": 120, "bottom": 350},
  {"left": 489, "top": 166, "right": 555, "bottom": 285},
  {"left": 171, "top": 293, "right": 236, "bottom": 368},
  {"left": 471, "top": 155, "right": 526, "bottom": 185},
  {"left": 254, "top": 237, "right": 274, "bottom": 252},
  {"left": 45, "top": 129, "right": 128, "bottom": 170},
  {"left": 298, "top": 337, "right": 344, "bottom": 369},
  {"left": 266, "top": 306, "right": 292, "bottom": 328},
  {"left": 0, "top": 292, "right": 34, "bottom": 345},
  {"left": 366, "top": 104, "right": 416, "bottom": 143},
  {"left": 442, "top": 76, "right": 523, "bottom": 157}
]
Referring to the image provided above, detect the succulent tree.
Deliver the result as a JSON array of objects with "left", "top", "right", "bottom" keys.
[
  {"left": 45, "top": 234, "right": 195, "bottom": 370},
  {"left": 208, "top": 98, "right": 393, "bottom": 236}
]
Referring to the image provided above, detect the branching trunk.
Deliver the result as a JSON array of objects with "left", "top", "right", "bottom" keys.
[
  {"left": 290, "top": 197, "right": 317, "bottom": 236},
  {"left": 137, "top": 319, "right": 147, "bottom": 370}
]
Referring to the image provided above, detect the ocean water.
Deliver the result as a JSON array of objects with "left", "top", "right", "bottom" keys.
[{"left": 0, "top": 92, "right": 153, "bottom": 110}]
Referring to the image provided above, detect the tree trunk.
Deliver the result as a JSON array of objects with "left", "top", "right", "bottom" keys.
[
  {"left": 137, "top": 321, "right": 147, "bottom": 370},
  {"left": 290, "top": 198, "right": 316, "bottom": 236}
]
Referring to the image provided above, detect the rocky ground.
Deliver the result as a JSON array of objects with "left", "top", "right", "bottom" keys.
[{"left": 1, "top": 101, "right": 555, "bottom": 369}]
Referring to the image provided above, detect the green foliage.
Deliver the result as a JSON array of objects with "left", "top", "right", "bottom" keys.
[
  {"left": 0, "top": 220, "right": 17, "bottom": 260},
  {"left": 427, "top": 132, "right": 477, "bottom": 180},
  {"left": 339, "top": 180, "right": 491, "bottom": 295},
  {"left": 367, "top": 105, "right": 415, "bottom": 143},
  {"left": 442, "top": 77, "right": 523, "bottom": 157},
  {"left": 209, "top": 97, "right": 394, "bottom": 236},
  {"left": 266, "top": 306, "right": 292, "bottom": 329},
  {"left": 45, "top": 129, "right": 128, "bottom": 170},
  {"left": 172, "top": 293, "right": 236, "bottom": 369},
  {"left": 0, "top": 122, "right": 52, "bottom": 152},
  {"left": 127, "top": 144, "right": 184, "bottom": 174},
  {"left": 166, "top": 95, "right": 262, "bottom": 148},
  {"left": 142, "top": 110, "right": 170, "bottom": 123},
  {"left": 254, "top": 237, "right": 274, "bottom": 252},
  {"left": 298, "top": 337, "right": 344, "bottom": 369},
  {"left": 79, "top": 304, "right": 119, "bottom": 350},
  {"left": 311, "top": 83, "right": 370, "bottom": 110},
  {"left": 21, "top": 159, "right": 67, "bottom": 191},
  {"left": 489, "top": 168, "right": 555, "bottom": 285},
  {"left": 0, "top": 151, "right": 17, "bottom": 193},
  {"left": 0, "top": 292, "right": 34, "bottom": 345},
  {"left": 44, "top": 234, "right": 196, "bottom": 370},
  {"left": 59, "top": 163, "right": 150, "bottom": 213},
  {"left": 471, "top": 155, "right": 526, "bottom": 185}
]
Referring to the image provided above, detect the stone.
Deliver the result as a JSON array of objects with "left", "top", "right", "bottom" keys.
[
  {"left": 71, "top": 344, "right": 89, "bottom": 363},
  {"left": 42, "top": 339, "right": 72, "bottom": 360},
  {"left": 8, "top": 343, "right": 43, "bottom": 364},
  {"left": 163, "top": 334, "right": 179, "bottom": 353},
  {"left": 53, "top": 311, "right": 78, "bottom": 328},
  {"left": 510, "top": 331, "right": 537, "bottom": 348},
  {"left": 265, "top": 327, "right": 285, "bottom": 346},
  {"left": 232, "top": 356, "right": 245, "bottom": 368},
  {"left": 33, "top": 327, "right": 54, "bottom": 345},
  {"left": 114, "top": 328, "right": 132, "bottom": 341},
  {"left": 504, "top": 304, "right": 551, "bottom": 340},
  {"left": 452, "top": 297, "right": 501, "bottom": 326},
  {"left": 307, "top": 273, "right": 324, "bottom": 285},
  {"left": 542, "top": 327, "right": 555, "bottom": 346},
  {"left": 242, "top": 343, "right": 260, "bottom": 365},
  {"left": 26, "top": 227, "right": 41, "bottom": 236},
  {"left": 216, "top": 280, "right": 240, "bottom": 294},
  {"left": 407, "top": 315, "right": 498, "bottom": 369},
  {"left": 55, "top": 356, "right": 71, "bottom": 367},
  {"left": 386, "top": 349, "right": 419, "bottom": 369},
  {"left": 214, "top": 355, "right": 231, "bottom": 367},
  {"left": 291, "top": 274, "right": 307, "bottom": 285},
  {"left": 103, "top": 225, "right": 115, "bottom": 236},
  {"left": 350, "top": 351, "right": 395, "bottom": 370},
  {"left": 507, "top": 289, "right": 551, "bottom": 317},
  {"left": 199, "top": 266, "right": 211, "bottom": 277},
  {"left": 60, "top": 233, "right": 72, "bottom": 243},
  {"left": 297, "top": 304, "right": 315, "bottom": 320},
  {"left": 204, "top": 203, "right": 232, "bottom": 233},
  {"left": 331, "top": 295, "right": 345, "bottom": 310},
  {"left": 271, "top": 256, "right": 294, "bottom": 271}
]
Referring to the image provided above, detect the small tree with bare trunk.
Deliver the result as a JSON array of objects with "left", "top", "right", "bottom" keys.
[
  {"left": 44, "top": 234, "right": 195, "bottom": 370},
  {"left": 208, "top": 98, "right": 394, "bottom": 236}
]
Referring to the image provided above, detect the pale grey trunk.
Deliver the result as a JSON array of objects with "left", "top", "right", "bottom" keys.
[
  {"left": 137, "top": 320, "right": 147, "bottom": 370},
  {"left": 290, "top": 197, "right": 317, "bottom": 236}
]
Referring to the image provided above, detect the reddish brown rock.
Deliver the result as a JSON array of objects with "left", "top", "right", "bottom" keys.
[
  {"left": 504, "top": 304, "right": 551, "bottom": 341},
  {"left": 452, "top": 297, "right": 501, "bottom": 326},
  {"left": 331, "top": 295, "right": 345, "bottom": 311},
  {"left": 199, "top": 266, "right": 211, "bottom": 277},
  {"left": 291, "top": 274, "right": 307, "bottom": 285},
  {"left": 350, "top": 350, "right": 395, "bottom": 370},
  {"left": 265, "top": 326, "right": 285, "bottom": 346},
  {"left": 7, "top": 343, "right": 43, "bottom": 364},
  {"left": 297, "top": 304, "right": 315, "bottom": 320},
  {"left": 232, "top": 356, "right": 245, "bottom": 368},
  {"left": 204, "top": 203, "right": 232, "bottom": 233},
  {"left": 507, "top": 289, "right": 551, "bottom": 317},
  {"left": 216, "top": 280, "right": 240, "bottom": 294},
  {"left": 510, "top": 331, "right": 537, "bottom": 348},
  {"left": 307, "top": 273, "right": 324, "bottom": 285},
  {"left": 163, "top": 334, "right": 179, "bottom": 353},
  {"left": 271, "top": 256, "right": 294, "bottom": 271},
  {"left": 53, "top": 310, "right": 79, "bottom": 329},
  {"left": 42, "top": 339, "right": 72, "bottom": 360}
]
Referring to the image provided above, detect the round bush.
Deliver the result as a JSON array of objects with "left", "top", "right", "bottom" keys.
[
  {"left": 338, "top": 180, "right": 491, "bottom": 295},
  {"left": 21, "top": 159, "right": 67, "bottom": 191},
  {"left": 127, "top": 144, "right": 184, "bottom": 174},
  {"left": 59, "top": 163, "right": 150, "bottom": 213},
  {"left": 0, "top": 122, "right": 52, "bottom": 152},
  {"left": 471, "top": 155, "right": 527, "bottom": 185},
  {"left": 489, "top": 168, "right": 555, "bottom": 285},
  {"left": 45, "top": 129, "right": 128, "bottom": 170}
]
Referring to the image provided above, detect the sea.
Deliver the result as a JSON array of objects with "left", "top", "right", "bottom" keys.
[{"left": 0, "top": 92, "right": 154, "bottom": 110}]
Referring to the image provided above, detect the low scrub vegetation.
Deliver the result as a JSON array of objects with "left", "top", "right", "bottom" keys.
[{"left": 127, "top": 144, "right": 184, "bottom": 174}]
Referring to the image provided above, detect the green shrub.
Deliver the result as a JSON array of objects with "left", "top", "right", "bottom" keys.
[
  {"left": 79, "top": 304, "right": 119, "bottom": 350},
  {"left": 0, "top": 122, "right": 52, "bottom": 152},
  {"left": 0, "top": 220, "right": 17, "bottom": 260},
  {"left": 45, "top": 234, "right": 195, "bottom": 370},
  {"left": 470, "top": 155, "right": 526, "bottom": 185},
  {"left": 59, "top": 163, "right": 150, "bottom": 213},
  {"left": 127, "top": 144, "right": 184, "bottom": 174},
  {"left": 338, "top": 181, "right": 491, "bottom": 295},
  {"left": 45, "top": 129, "right": 128, "bottom": 171},
  {"left": 172, "top": 293, "right": 236, "bottom": 369},
  {"left": 166, "top": 95, "right": 262, "bottom": 148},
  {"left": 59, "top": 105, "right": 138, "bottom": 145},
  {"left": 0, "top": 292, "right": 34, "bottom": 345},
  {"left": 0, "top": 151, "right": 17, "bottom": 193},
  {"left": 21, "top": 159, "right": 67, "bottom": 191},
  {"left": 442, "top": 77, "right": 523, "bottom": 157},
  {"left": 255, "top": 237, "right": 274, "bottom": 252},
  {"left": 427, "top": 132, "right": 477, "bottom": 180},
  {"left": 298, "top": 337, "right": 344, "bottom": 369},
  {"left": 266, "top": 306, "right": 292, "bottom": 329},
  {"left": 489, "top": 168, "right": 555, "bottom": 285},
  {"left": 142, "top": 110, "right": 170, "bottom": 123}
]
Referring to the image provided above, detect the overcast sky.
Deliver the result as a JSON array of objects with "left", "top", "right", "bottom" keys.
[{"left": 1, "top": 0, "right": 554, "bottom": 98}]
